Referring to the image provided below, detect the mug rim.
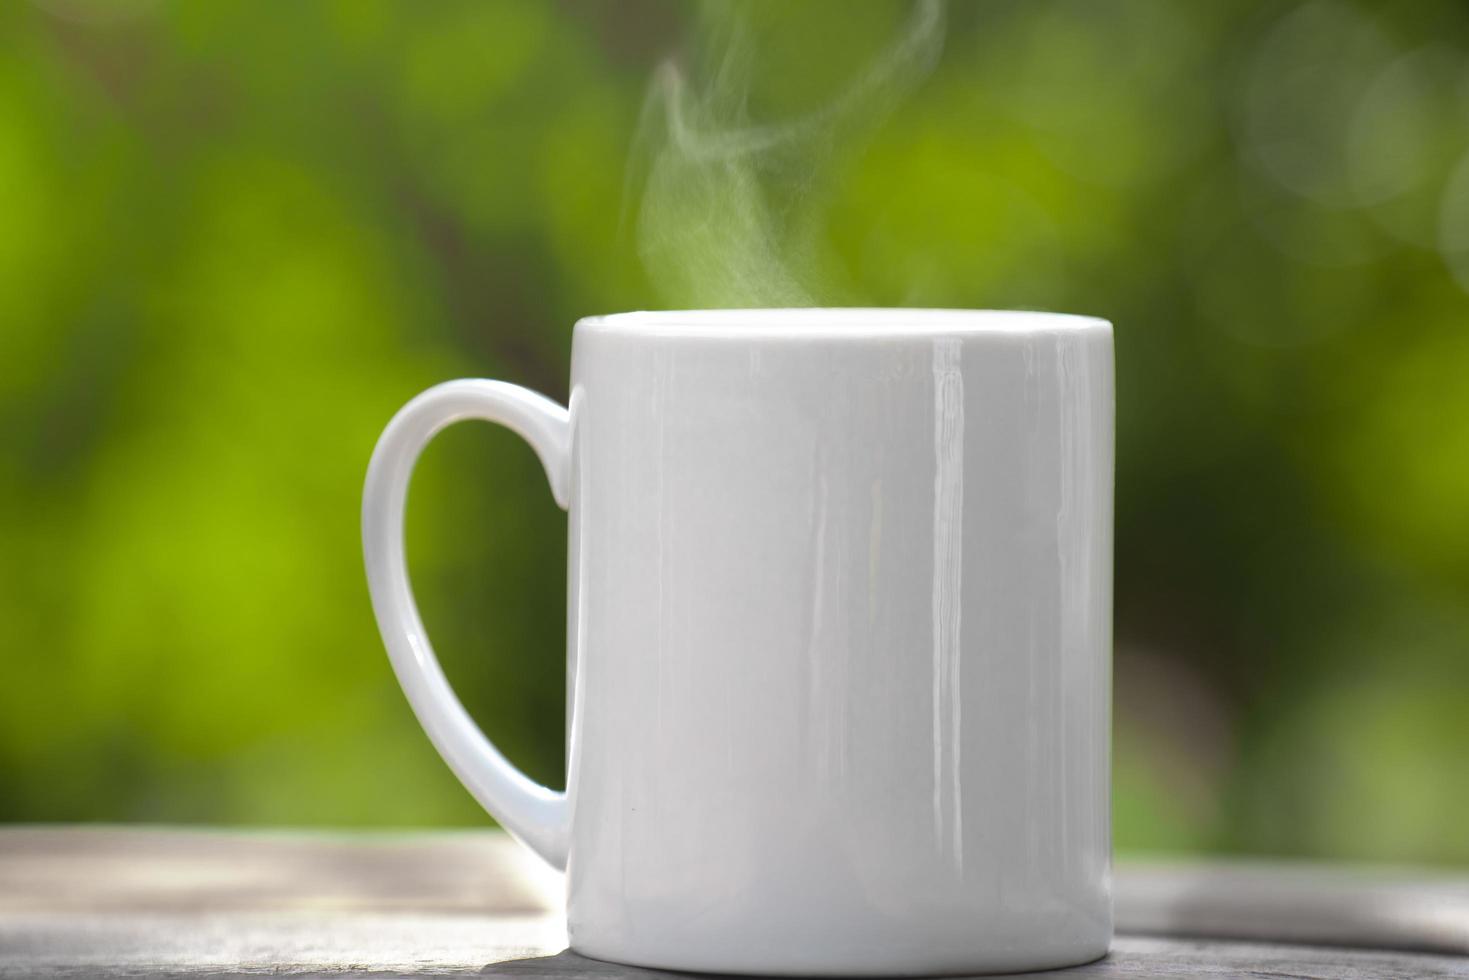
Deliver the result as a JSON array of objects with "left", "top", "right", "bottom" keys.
[{"left": 577, "top": 308, "right": 1110, "bottom": 337}]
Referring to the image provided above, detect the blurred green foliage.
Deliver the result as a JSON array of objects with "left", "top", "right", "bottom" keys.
[{"left": 2, "top": 0, "right": 1467, "bottom": 863}]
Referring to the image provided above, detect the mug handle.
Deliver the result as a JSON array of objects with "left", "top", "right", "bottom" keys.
[{"left": 362, "top": 379, "right": 571, "bottom": 869}]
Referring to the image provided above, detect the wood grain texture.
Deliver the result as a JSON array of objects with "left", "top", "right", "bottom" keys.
[
  {"left": 2, "top": 827, "right": 1467, "bottom": 979},
  {"left": 490, "top": 940, "right": 1469, "bottom": 980}
]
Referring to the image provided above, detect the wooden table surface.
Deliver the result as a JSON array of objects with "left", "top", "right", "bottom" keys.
[{"left": 2, "top": 826, "right": 1466, "bottom": 978}]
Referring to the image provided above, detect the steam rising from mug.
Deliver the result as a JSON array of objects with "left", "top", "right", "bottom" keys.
[{"left": 628, "top": 1, "right": 945, "bottom": 308}]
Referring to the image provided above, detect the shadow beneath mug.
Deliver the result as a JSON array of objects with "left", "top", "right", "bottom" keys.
[
  {"left": 480, "top": 949, "right": 1118, "bottom": 980},
  {"left": 480, "top": 949, "right": 727, "bottom": 979}
]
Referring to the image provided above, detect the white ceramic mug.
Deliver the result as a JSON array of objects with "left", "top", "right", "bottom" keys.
[{"left": 364, "top": 309, "right": 1114, "bottom": 975}]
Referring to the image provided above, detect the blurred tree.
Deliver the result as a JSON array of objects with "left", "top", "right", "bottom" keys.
[{"left": 0, "top": 0, "right": 1466, "bottom": 864}]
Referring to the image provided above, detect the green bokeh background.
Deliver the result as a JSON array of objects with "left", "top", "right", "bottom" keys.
[{"left": 3, "top": 0, "right": 1468, "bottom": 863}]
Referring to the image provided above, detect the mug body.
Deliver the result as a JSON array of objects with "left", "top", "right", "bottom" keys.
[{"left": 564, "top": 309, "right": 1113, "bottom": 975}]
